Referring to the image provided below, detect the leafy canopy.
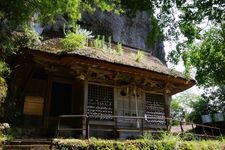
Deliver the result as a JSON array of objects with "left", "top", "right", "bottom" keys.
[
  {"left": 171, "top": 92, "right": 202, "bottom": 122},
  {"left": 166, "top": 1, "right": 225, "bottom": 87},
  {"left": 189, "top": 26, "right": 225, "bottom": 87}
]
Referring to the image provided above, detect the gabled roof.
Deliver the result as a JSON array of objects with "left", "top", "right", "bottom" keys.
[{"left": 27, "top": 38, "right": 195, "bottom": 94}]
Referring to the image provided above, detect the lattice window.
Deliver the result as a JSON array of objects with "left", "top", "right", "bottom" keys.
[
  {"left": 87, "top": 84, "right": 113, "bottom": 120},
  {"left": 145, "top": 93, "right": 165, "bottom": 125}
]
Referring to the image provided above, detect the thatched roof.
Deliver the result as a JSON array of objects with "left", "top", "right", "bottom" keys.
[
  {"left": 26, "top": 38, "right": 195, "bottom": 94},
  {"left": 30, "top": 38, "right": 186, "bottom": 78}
]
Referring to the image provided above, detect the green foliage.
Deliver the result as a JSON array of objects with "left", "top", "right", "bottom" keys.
[
  {"left": 147, "top": 16, "right": 164, "bottom": 48},
  {"left": 171, "top": 92, "right": 203, "bottom": 123},
  {"left": 94, "top": 35, "right": 102, "bottom": 49},
  {"left": 101, "top": 35, "right": 107, "bottom": 50},
  {"left": 0, "top": 61, "right": 10, "bottom": 79},
  {"left": 0, "top": 0, "right": 122, "bottom": 27},
  {"left": 61, "top": 33, "right": 86, "bottom": 51},
  {"left": 170, "top": 26, "right": 225, "bottom": 119},
  {"left": 61, "top": 25, "right": 94, "bottom": 51},
  {"left": 202, "top": 86, "right": 225, "bottom": 113},
  {"left": 0, "top": 82, "right": 7, "bottom": 107},
  {"left": 93, "top": 35, "right": 109, "bottom": 51},
  {"left": 54, "top": 136, "right": 225, "bottom": 150},
  {"left": 117, "top": 43, "right": 123, "bottom": 55},
  {"left": 170, "top": 100, "right": 184, "bottom": 124},
  {"left": 0, "top": 61, "right": 10, "bottom": 106},
  {"left": 136, "top": 50, "right": 144, "bottom": 62},
  {"left": 166, "top": 1, "right": 225, "bottom": 87},
  {"left": 0, "top": 131, "right": 13, "bottom": 146},
  {"left": 189, "top": 27, "right": 225, "bottom": 87}
]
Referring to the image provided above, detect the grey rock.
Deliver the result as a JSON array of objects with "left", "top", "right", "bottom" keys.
[
  {"left": 81, "top": 10, "right": 166, "bottom": 64},
  {"left": 42, "top": 15, "right": 67, "bottom": 38}
]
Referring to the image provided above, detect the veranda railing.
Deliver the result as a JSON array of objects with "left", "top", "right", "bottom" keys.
[{"left": 56, "top": 115, "right": 225, "bottom": 139}]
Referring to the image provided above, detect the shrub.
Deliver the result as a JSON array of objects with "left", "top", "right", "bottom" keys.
[
  {"left": 53, "top": 137, "right": 225, "bottom": 150},
  {"left": 0, "top": 61, "right": 10, "bottom": 107},
  {"left": 61, "top": 33, "right": 86, "bottom": 51}
]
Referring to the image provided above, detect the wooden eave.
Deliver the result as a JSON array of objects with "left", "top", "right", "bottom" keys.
[{"left": 24, "top": 48, "right": 195, "bottom": 95}]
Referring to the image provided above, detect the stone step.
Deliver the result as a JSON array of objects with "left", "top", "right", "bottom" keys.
[
  {"left": 3, "top": 144, "right": 52, "bottom": 150},
  {"left": 3, "top": 139, "right": 54, "bottom": 150},
  {"left": 8, "top": 139, "right": 52, "bottom": 145}
]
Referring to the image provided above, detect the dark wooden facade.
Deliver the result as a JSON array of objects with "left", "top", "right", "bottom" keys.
[{"left": 12, "top": 46, "right": 194, "bottom": 139}]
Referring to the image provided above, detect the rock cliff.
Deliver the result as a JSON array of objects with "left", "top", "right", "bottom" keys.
[
  {"left": 81, "top": 11, "right": 166, "bottom": 63},
  {"left": 41, "top": 11, "right": 166, "bottom": 63}
]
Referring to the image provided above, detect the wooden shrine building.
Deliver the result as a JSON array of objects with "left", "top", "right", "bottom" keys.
[{"left": 13, "top": 38, "right": 195, "bottom": 139}]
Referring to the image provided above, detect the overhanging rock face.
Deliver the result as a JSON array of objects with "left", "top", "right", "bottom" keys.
[
  {"left": 41, "top": 10, "right": 166, "bottom": 63},
  {"left": 81, "top": 10, "right": 166, "bottom": 63}
]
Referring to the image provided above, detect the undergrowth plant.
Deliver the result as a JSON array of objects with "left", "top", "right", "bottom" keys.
[
  {"left": 61, "top": 33, "right": 86, "bottom": 51},
  {"left": 101, "top": 35, "right": 107, "bottom": 50},
  {"left": 53, "top": 135, "right": 225, "bottom": 150},
  {"left": 117, "top": 42, "right": 123, "bottom": 55},
  {"left": 61, "top": 25, "right": 94, "bottom": 51},
  {"left": 94, "top": 35, "right": 102, "bottom": 49},
  {"left": 108, "top": 36, "right": 112, "bottom": 50},
  {"left": 136, "top": 50, "right": 144, "bottom": 62},
  {"left": 93, "top": 35, "right": 109, "bottom": 51}
]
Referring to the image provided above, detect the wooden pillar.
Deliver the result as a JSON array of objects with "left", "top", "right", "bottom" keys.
[
  {"left": 43, "top": 72, "right": 53, "bottom": 128},
  {"left": 114, "top": 87, "right": 118, "bottom": 139},
  {"left": 83, "top": 79, "right": 88, "bottom": 137},
  {"left": 164, "top": 92, "right": 171, "bottom": 131}
]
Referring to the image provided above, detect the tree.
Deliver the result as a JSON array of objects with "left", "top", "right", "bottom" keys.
[
  {"left": 171, "top": 92, "right": 202, "bottom": 123},
  {"left": 187, "top": 97, "right": 209, "bottom": 124},
  {"left": 167, "top": 1, "right": 225, "bottom": 83},
  {"left": 171, "top": 88, "right": 225, "bottom": 124}
]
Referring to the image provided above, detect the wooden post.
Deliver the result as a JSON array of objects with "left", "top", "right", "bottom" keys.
[
  {"left": 202, "top": 126, "right": 206, "bottom": 135},
  {"left": 56, "top": 117, "right": 61, "bottom": 138},
  {"left": 114, "top": 117, "right": 118, "bottom": 140},
  {"left": 163, "top": 91, "right": 171, "bottom": 131},
  {"left": 44, "top": 72, "right": 53, "bottom": 129},
  {"left": 211, "top": 127, "right": 214, "bottom": 136},
  {"left": 141, "top": 118, "right": 144, "bottom": 136},
  {"left": 113, "top": 85, "right": 118, "bottom": 140},
  {"left": 219, "top": 129, "right": 222, "bottom": 136},
  {"left": 86, "top": 116, "right": 89, "bottom": 139},
  {"left": 83, "top": 80, "right": 88, "bottom": 138}
]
